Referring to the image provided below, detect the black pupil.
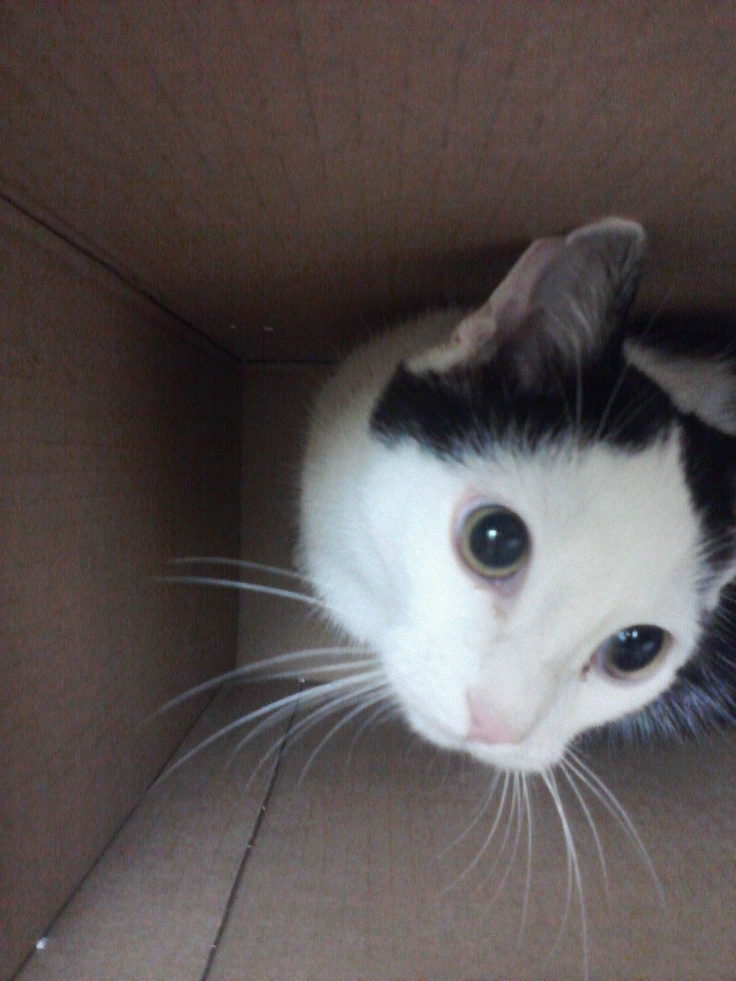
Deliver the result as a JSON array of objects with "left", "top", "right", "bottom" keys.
[
  {"left": 609, "top": 626, "right": 664, "bottom": 673},
  {"left": 468, "top": 509, "right": 528, "bottom": 572}
]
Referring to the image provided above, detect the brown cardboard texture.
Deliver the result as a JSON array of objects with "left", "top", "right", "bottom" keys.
[{"left": 1, "top": 3, "right": 735, "bottom": 980}]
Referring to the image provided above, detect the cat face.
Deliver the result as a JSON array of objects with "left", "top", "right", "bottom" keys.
[
  {"left": 300, "top": 218, "right": 736, "bottom": 773},
  {"left": 347, "top": 434, "right": 704, "bottom": 772}
]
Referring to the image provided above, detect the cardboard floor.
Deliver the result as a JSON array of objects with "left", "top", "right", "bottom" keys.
[{"left": 14, "top": 682, "right": 736, "bottom": 981}]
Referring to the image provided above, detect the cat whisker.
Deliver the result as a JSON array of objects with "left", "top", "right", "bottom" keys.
[
  {"left": 241, "top": 671, "right": 385, "bottom": 748},
  {"left": 297, "top": 689, "right": 392, "bottom": 783},
  {"left": 541, "top": 767, "right": 589, "bottom": 981},
  {"left": 440, "top": 770, "right": 510, "bottom": 896},
  {"left": 565, "top": 749, "right": 664, "bottom": 905},
  {"left": 157, "top": 573, "right": 327, "bottom": 609},
  {"left": 576, "top": 353, "right": 584, "bottom": 447},
  {"left": 223, "top": 690, "right": 310, "bottom": 791},
  {"left": 517, "top": 773, "right": 534, "bottom": 942},
  {"left": 697, "top": 534, "right": 736, "bottom": 568},
  {"left": 543, "top": 305, "right": 588, "bottom": 448},
  {"left": 155, "top": 673, "right": 379, "bottom": 786},
  {"left": 703, "top": 666, "right": 736, "bottom": 718},
  {"left": 559, "top": 759, "right": 609, "bottom": 894},
  {"left": 155, "top": 646, "right": 370, "bottom": 714},
  {"left": 594, "top": 353, "right": 633, "bottom": 443},
  {"left": 226, "top": 675, "right": 389, "bottom": 792},
  {"left": 706, "top": 638, "right": 736, "bottom": 674},
  {"left": 265, "top": 661, "right": 376, "bottom": 681},
  {"left": 345, "top": 700, "right": 401, "bottom": 763},
  {"left": 444, "top": 770, "right": 503, "bottom": 855},
  {"left": 604, "top": 387, "right": 663, "bottom": 444},
  {"left": 572, "top": 332, "right": 584, "bottom": 447},
  {"left": 486, "top": 771, "right": 526, "bottom": 910},
  {"left": 467, "top": 770, "right": 520, "bottom": 909},
  {"left": 170, "top": 556, "right": 310, "bottom": 582},
  {"left": 152, "top": 685, "right": 307, "bottom": 787}
]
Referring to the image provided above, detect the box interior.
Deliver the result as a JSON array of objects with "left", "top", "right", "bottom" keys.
[{"left": 2, "top": 4, "right": 735, "bottom": 979}]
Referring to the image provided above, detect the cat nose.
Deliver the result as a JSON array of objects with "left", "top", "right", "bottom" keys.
[{"left": 465, "top": 689, "right": 525, "bottom": 745}]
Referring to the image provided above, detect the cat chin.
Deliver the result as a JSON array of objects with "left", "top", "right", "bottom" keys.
[
  {"left": 465, "top": 740, "right": 564, "bottom": 774},
  {"left": 402, "top": 703, "right": 563, "bottom": 774}
]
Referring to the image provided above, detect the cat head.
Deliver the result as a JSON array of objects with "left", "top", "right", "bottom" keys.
[{"left": 308, "top": 219, "right": 736, "bottom": 773}]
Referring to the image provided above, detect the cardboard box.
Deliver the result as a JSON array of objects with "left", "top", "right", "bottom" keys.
[{"left": 1, "top": 4, "right": 734, "bottom": 979}]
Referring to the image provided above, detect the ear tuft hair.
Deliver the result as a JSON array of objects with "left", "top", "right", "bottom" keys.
[{"left": 409, "top": 217, "right": 646, "bottom": 389}]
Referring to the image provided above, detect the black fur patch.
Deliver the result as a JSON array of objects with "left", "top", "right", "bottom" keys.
[
  {"left": 628, "top": 309, "right": 736, "bottom": 363},
  {"left": 370, "top": 323, "right": 736, "bottom": 577},
  {"left": 370, "top": 328, "right": 675, "bottom": 457},
  {"left": 678, "top": 415, "right": 736, "bottom": 570}
]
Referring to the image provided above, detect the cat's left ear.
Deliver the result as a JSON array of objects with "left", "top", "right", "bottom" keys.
[
  {"left": 624, "top": 341, "right": 736, "bottom": 437},
  {"left": 408, "top": 217, "right": 645, "bottom": 386}
]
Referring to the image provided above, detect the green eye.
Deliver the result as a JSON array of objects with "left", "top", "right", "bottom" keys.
[
  {"left": 594, "top": 625, "right": 671, "bottom": 680},
  {"left": 457, "top": 505, "right": 530, "bottom": 579}
]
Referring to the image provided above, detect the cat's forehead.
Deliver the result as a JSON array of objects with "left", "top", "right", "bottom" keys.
[
  {"left": 366, "top": 433, "right": 703, "bottom": 672},
  {"left": 458, "top": 430, "right": 700, "bottom": 567},
  {"left": 462, "top": 435, "right": 690, "bottom": 536},
  {"left": 384, "top": 430, "right": 702, "bottom": 598}
]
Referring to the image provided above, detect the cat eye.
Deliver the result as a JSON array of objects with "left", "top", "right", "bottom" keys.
[
  {"left": 457, "top": 505, "right": 530, "bottom": 579},
  {"left": 594, "top": 625, "right": 671, "bottom": 680}
]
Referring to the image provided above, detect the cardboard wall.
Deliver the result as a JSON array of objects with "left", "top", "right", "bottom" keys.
[
  {"left": 3, "top": 2, "right": 736, "bottom": 978},
  {"left": 237, "top": 363, "right": 339, "bottom": 669},
  {"left": 0, "top": 203, "right": 241, "bottom": 978},
  {"left": 3, "top": 2, "right": 736, "bottom": 365}
]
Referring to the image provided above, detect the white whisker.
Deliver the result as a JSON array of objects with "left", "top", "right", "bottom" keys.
[
  {"left": 346, "top": 701, "right": 400, "bottom": 760},
  {"left": 541, "top": 767, "right": 588, "bottom": 980},
  {"left": 594, "top": 352, "right": 632, "bottom": 442},
  {"left": 155, "top": 674, "right": 378, "bottom": 784},
  {"left": 170, "top": 556, "right": 309, "bottom": 583},
  {"left": 573, "top": 339, "right": 583, "bottom": 445},
  {"left": 560, "top": 759, "right": 609, "bottom": 893},
  {"left": 223, "top": 688, "right": 315, "bottom": 795},
  {"left": 229, "top": 675, "right": 388, "bottom": 781},
  {"left": 518, "top": 773, "right": 534, "bottom": 941},
  {"left": 566, "top": 749, "right": 664, "bottom": 905},
  {"left": 265, "top": 660, "right": 375, "bottom": 681},
  {"left": 444, "top": 770, "right": 503, "bottom": 855},
  {"left": 153, "top": 687, "right": 306, "bottom": 786},
  {"left": 441, "top": 771, "right": 510, "bottom": 896},
  {"left": 475, "top": 772, "right": 522, "bottom": 904},
  {"left": 157, "top": 574, "right": 327, "bottom": 609},
  {"left": 280, "top": 679, "right": 385, "bottom": 751},
  {"left": 492, "top": 772, "right": 520, "bottom": 875},
  {"left": 156, "top": 646, "right": 369, "bottom": 714},
  {"left": 298, "top": 691, "right": 390, "bottom": 782},
  {"left": 488, "top": 771, "right": 524, "bottom": 907}
]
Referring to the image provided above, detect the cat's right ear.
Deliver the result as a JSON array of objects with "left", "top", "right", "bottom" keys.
[{"left": 408, "top": 217, "right": 645, "bottom": 388}]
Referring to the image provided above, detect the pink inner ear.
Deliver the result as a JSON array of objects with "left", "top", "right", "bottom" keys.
[
  {"left": 484, "top": 237, "right": 564, "bottom": 336},
  {"left": 406, "top": 234, "right": 565, "bottom": 375},
  {"left": 447, "top": 237, "right": 564, "bottom": 364}
]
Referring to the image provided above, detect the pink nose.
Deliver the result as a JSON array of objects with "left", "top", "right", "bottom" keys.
[{"left": 466, "top": 690, "right": 524, "bottom": 746}]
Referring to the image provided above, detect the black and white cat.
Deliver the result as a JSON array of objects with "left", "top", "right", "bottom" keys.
[
  {"left": 163, "top": 218, "right": 736, "bottom": 977},
  {"left": 297, "top": 217, "right": 736, "bottom": 775}
]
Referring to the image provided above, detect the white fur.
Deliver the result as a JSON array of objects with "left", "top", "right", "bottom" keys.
[{"left": 299, "top": 316, "right": 706, "bottom": 773}]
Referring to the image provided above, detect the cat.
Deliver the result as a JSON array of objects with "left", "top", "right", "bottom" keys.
[
  {"left": 296, "top": 217, "right": 736, "bottom": 776},
  {"left": 162, "top": 217, "right": 736, "bottom": 975},
  {"left": 172, "top": 217, "right": 736, "bottom": 774}
]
